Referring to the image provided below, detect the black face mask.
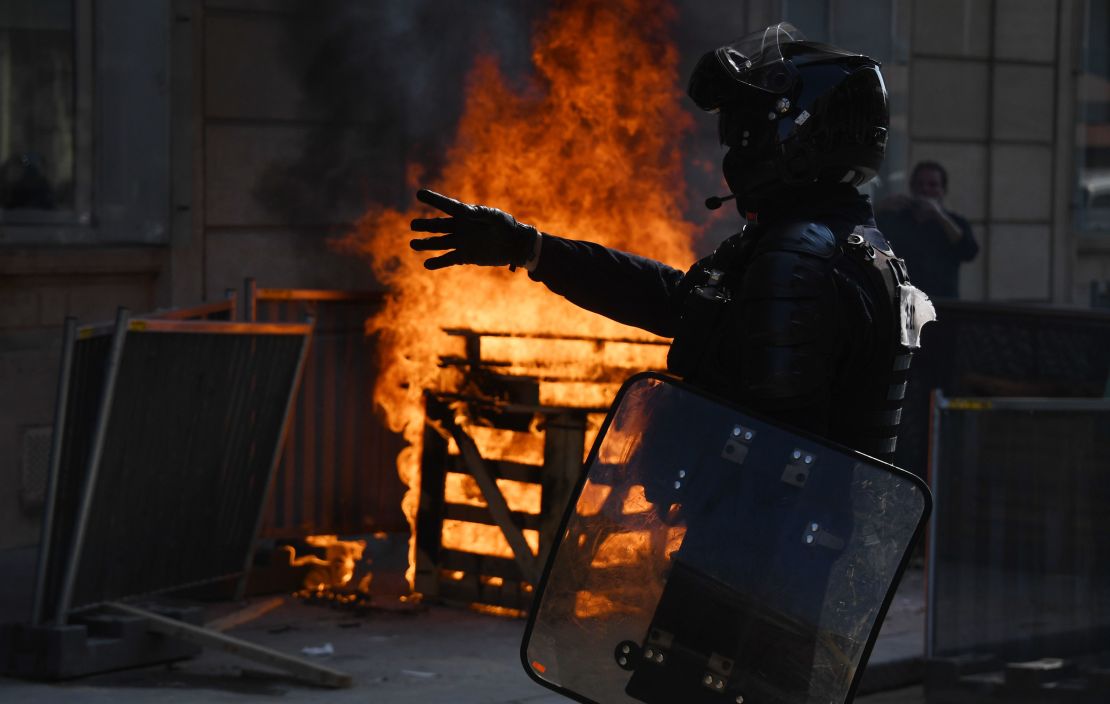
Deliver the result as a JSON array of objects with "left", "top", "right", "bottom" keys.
[
  {"left": 722, "top": 146, "right": 768, "bottom": 216},
  {"left": 717, "top": 104, "right": 762, "bottom": 148},
  {"left": 722, "top": 147, "right": 745, "bottom": 199}
]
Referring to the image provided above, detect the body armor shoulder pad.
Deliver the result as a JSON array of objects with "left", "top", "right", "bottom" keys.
[{"left": 753, "top": 221, "right": 837, "bottom": 260}]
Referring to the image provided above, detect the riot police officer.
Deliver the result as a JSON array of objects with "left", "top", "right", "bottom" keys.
[
  {"left": 410, "top": 23, "right": 926, "bottom": 462},
  {"left": 411, "top": 23, "right": 933, "bottom": 702}
]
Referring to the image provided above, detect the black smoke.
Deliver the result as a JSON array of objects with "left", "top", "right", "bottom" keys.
[{"left": 253, "top": 0, "right": 755, "bottom": 251}]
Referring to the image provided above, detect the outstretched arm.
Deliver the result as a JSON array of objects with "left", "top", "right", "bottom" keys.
[
  {"left": 528, "top": 235, "right": 686, "bottom": 337},
  {"left": 409, "top": 189, "right": 687, "bottom": 337}
]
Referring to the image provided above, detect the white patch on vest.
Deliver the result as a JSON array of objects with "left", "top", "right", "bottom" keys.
[
  {"left": 899, "top": 284, "right": 937, "bottom": 348},
  {"left": 795, "top": 110, "right": 810, "bottom": 125}
]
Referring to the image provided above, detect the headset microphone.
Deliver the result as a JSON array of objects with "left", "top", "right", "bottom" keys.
[{"left": 704, "top": 194, "right": 736, "bottom": 210}]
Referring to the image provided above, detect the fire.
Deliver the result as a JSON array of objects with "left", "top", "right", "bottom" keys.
[
  {"left": 445, "top": 473, "right": 542, "bottom": 514},
  {"left": 440, "top": 519, "right": 541, "bottom": 559},
  {"left": 577, "top": 483, "right": 612, "bottom": 517},
  {"left": 590, "top": 530, "right": 655, "bottom": 568},
  {"left": 621, "top": 485, "right": 653, "bottom": 515},
  {"left": 456, "top": 425, "right": 546, "bottom": 466},
  {"left": 339, "top": 0, "right": 700, "bottom": 593},
  {"left": 295, "top": 534, "right": 367, "bottom": 592}
]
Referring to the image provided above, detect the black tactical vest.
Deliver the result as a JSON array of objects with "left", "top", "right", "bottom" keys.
[{"left": 667, "top": 221, "right": 913, "bottom": 462}]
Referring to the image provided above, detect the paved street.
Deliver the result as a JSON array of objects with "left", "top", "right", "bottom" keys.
[{"left": 0, "top": 572, "right": 927, "bottom": 704}]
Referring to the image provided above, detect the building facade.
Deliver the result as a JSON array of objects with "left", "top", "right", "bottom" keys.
[{"left": 0, "top": 0, "right": 1106, "bottom": 549}]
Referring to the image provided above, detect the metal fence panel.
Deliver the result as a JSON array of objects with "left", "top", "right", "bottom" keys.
[
  {"left": 927, "top": 395, "right": 1110, "bottom": 663},
  {"left": 897, "top": 302, "right": 1110, "bottom": 478},
  {"left": 143, "top": 292, "right": 237, "bottom": 321},
  {"left": 31, "top": 322, "right": 111, "bottom": 625},
  {"left": 250, "top": 288, "right": 407, "bottom": 536},
  {"left": 35, "top": 317, "right": 310, "bottom": 622}
]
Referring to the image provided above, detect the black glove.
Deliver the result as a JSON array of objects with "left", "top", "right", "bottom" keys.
[{"left": 409, "top": 189, "right": 539, "bottom": 270}]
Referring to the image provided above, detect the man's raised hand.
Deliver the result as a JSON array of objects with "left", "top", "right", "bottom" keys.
[{"left": 409, "top": 189, "right": 538, "bottom": 270}]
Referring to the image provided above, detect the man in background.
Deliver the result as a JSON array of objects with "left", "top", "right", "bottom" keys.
[{"left": 876, "top": 161, "right": 978, "bottom": 299}]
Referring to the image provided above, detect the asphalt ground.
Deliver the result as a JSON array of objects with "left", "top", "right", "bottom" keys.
[{"left": 0, "top": 568, "right": 927, "bottom": 704}]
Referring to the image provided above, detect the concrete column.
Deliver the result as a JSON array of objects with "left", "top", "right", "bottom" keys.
[
  {"left": 906, "top": 0, "right": 1068, "bottom": 303},
  {"left": 164, "top": 0, "right": 206, "bottom": 308}
]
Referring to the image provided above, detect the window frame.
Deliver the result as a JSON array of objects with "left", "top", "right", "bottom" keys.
[
  {"left": 1073, "top": 0, "right": 1110, "bottom": 235},
  {"left": 0, "top": 0, "right": 171, "bottom": 247},
  {"left": 0, "top": 0, "right": 92, "bottom": 234}
]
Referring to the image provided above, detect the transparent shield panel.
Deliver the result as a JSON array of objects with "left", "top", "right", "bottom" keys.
[{"left": 524, "top": 375, "right": 929, "bottom": 704}]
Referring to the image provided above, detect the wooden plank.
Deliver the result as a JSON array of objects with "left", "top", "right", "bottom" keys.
[
  {"left": 205, "top": 596, "right": 285, "bottom": 632},
  {"left": 491, "top": 460, "right": 542, "bottom": 484},
  {"left": 339, "top": 329, "right": 357, "bottom": 533},
  {"left": 539, "top": 412, "right": 586, "bottom": 567},
  {"left": 280, "top": 402, "right": 297, "bottom": 533},
  {"left": 450, "top": 458, "right": 541, "bottom": 484},
  {"left": 321, "top": 332, "right": 336, "bottom": 530},
  {"left": 436, "top": 576, "right": 480, "bottom": 604},
  {"left": 480, "top": 579, "right": 528, "bottom": 612},
  {"left": 148, "top": 299, "right": 236, "bottom": 321},
  {"left": 443, "top": 503, "right": 542, "bottom": 531},
  {"left": 433, "top": 410, "right": 540, "bottom": 584},
  {"left": 256, "top": 289, "right": 383, "bottom": 303},
  {"left": 301, "top": 319, "right": 317, "bottom": 529},
  {"left": 438, "top": 580, "right": 530, "bottom": 612},
  {"left": 415, "top": 398, "right": 450, "bottom": 597},
  {"left": 439, "top": 549, "right": 522, "bottom": 580},
  {"left": 105, "top": 602, "right": 352, "bottom": 688},
  {"left": 497, "top": 580, "right": 524, "bottom": 611}
]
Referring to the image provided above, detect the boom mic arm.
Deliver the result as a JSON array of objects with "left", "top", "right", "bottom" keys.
[{"left": 704, "top": 194, "right": 736, "bottom": 210}]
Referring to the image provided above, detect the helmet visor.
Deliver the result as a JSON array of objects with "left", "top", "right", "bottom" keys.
[
  {"left": 688, "top": 22, "right": 805, "bottom": 111},
  {"left": 721, "top": 22, "right": 804, "bottom": 72}
]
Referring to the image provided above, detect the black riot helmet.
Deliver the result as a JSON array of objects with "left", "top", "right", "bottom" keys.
[{"left": 688, "top": 23, "right": 889, "bottom": 208}]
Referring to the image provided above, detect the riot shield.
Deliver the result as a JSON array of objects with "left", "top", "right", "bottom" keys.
[{"left": 522, "top": 373, "right": 930, "bottom": 704}]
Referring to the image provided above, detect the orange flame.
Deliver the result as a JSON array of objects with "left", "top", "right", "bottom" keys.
[
  {"left": 296, "top": 534, "right": 367, "bottom": 592},
  {"left": 340, "top": 0, "right": 699, "bottom": 589}
]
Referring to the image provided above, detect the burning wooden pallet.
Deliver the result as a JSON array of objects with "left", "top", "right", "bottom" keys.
[{"left": 414, "top": 329, "right": 667, "bottom": 612}]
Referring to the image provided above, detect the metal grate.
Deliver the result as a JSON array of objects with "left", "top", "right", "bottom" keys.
[
  {"left": 19, "top": 426, "right": 53, "bottom": 510},
  {"left": 927, "top": 394, "right": 1110, "bottom": 666},
  {"left": 896, "top": 301, "right": 1110, "bottom": 478},
  {"left": 34, "top": 315, "right": 310, "bottom": 623},
  {"left": 247, "top": 285, "right": 408, "bottom": 537},
  {"left": 33, "top": 327, "right": 112, "bottom": 624}
]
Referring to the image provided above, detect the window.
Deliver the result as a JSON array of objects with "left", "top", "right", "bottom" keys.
[
  {"left": 0, "top": 0, "right": 85, "bottom": 222},
  {"left": 0, "top": 0, "right": 171, "bottom": 246},
  {"left": 1077, "top": 0, "right": 1110, "bottom": 231}
]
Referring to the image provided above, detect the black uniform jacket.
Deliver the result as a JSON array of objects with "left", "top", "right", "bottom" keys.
[{"left": 529, "top": 184, "right": 906, "bottom": 460}]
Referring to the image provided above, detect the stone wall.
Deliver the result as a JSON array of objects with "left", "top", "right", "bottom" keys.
[
  {"left": 1, "top": 0, "right": 1106, "bottom": 552},
  {"left": 906, "top": 0, "right": 1072, "bottom": 302}
]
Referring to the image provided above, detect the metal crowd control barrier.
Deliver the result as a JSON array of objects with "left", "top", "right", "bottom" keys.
[
  {"left": 31, "top": 317, "right": 109, "bottom": 626},
  {"left": 897, "top": 301, "right": 1110, "bottom": 478},
  {"left": 925, "top": 391, "right": 1110, "bottom": 701},
  {"left": 141, "top": 289, "right": 238, "bottom": 321},
  {"left": 31, "top": 309, "right": 312, "bottom": 626},
  {"left": 244, "top": 279, "right": 407, "bottom": 537}
]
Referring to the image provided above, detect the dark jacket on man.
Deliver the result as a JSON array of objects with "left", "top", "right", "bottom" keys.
[{"left": 529, "top": 184, "right": 912, "bottom": 462}]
